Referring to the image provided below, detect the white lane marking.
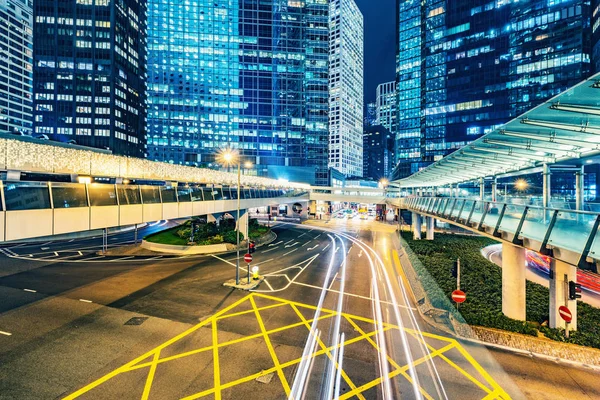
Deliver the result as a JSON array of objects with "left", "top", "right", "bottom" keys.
[
  {"left": 301, "top": 240, "right": 312, "bottom": 247},
  {"left": 284, "top": 242, "right": 300, "bottom": 249},
  {"left": 145, "top": 256, "right": 164, "bottom": 260},
  {"left": 307, "top": 244, "right": 319, "bottom": 251},
  {"left": 253, "top": 258, "right": 273, "bottom": 267},
  {"left": 41, "top": 247, "right": 50, "bottom": 250},
  {"left": 68, "top": 239, "right": 75, "bottom": 243},
  {"left": 0, "top": 331, "right": 12, "bottom": 336},
  {"left": 284, "top": 239, "right": 295, "bottom": 245},
  {"left": 322, "top": 243, "right": 331, "bottom": 252},
  {"left": 261, "top": 246, "right": 280, "bottom": 254},
  {"left": 358, "top": 250, "right": 363, "bottom": 258},
  {"left": 328, "top": 272, "right": 339, "bottom": 290},
  {"left": 79, "top": 299, "right": 92, "bottom": 303},
  {"left": 253, "top": 254, "right": 320, "bottom": 293},
  {"left": 264, "top": 280, "right": 275, "bottom": 291},
  {"left": 54, "top": 252, "right": 59, "bottom": 256},
  {"left": 23, "top": 289, "right": 36, "bottom": 293},
  {"left": 39, "top": 241, "right": 53, "bottom": 247},
  {"left": 283, "top": 248, "right": 298, "bottom": 256},
  {"left": 211, "top": 254, "right": 236, "bottom": 267},
  {"left": 298, "top": 233, "right": 307, "bottom": 238},
  {"left": 78, "top": 251, "right": 83, "bottom": 256},
  {"left": 80, "top": 255, "right": 105, "bottom": 261},
  {"left": 109, "top": 256, "right": 135, "bottom": 262},
  {"left": 314, "top": 233, "right": 322, "bottom": 239},
  {"left": 269, "top": 241, "right": 283, "bottom": 247}
]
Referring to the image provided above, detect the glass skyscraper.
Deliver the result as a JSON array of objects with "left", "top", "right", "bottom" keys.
[
  {"left": 328, "top": 0, "right": 363, "bottom": 178},
  {"left": 0, "top": 0, "right": 32, "bottom": 135},
  {"left": 395, "top": 0, "right": 592, "bottom": 179},
  {"left": 33, "top": 0, "right": 147, "bottom": 158},
  {"left": 376, "top": 80, "right": 396, "bottom": 132},
  {"left": 146, "top": 0, "right": 330, "bottom": 186}
]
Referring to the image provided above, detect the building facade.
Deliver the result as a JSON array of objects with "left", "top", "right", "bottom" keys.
[
  {"left": 376, "top": 80, "right": 396, "bottom": 132},
  {"left": 33, "top": 0, "right": 147, "bottom": 158},
  {"left": 395, "top": 0, "right": 592, "bottom": 179},
  {"left": 329, "top": 0, "right": 364, "bottom": 177},
  {"left": 364, "top": 102, "right": 376, "bottom": 127},
  {"left": 363, "top": 124, "right": 394, "bottom": 181},
  {"left": 146, "top": 0, "right": 330, "bottom": 186},
  {"left": 0, "top": 0, "right": 32, "bottom": 135}
]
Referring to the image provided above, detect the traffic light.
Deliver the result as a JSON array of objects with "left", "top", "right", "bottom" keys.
[
  {"left": 569, "top": 281, "right": 582, "bottom": 300},
  {"left": 451, "top": 261, "right": 458, "bottom": 278},
  {"left": 248, "top": 240, "right": 256, "bottom": 254}
]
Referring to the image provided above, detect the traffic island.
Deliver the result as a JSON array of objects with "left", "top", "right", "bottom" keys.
[{"left": 223, "top": 276, "right": 265, "bottom": 291}]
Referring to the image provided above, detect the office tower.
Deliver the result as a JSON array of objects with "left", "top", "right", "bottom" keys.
[
  {"left": 329, "top": 0, "right": 364, "bottom": 177},
  {"left": 376, "top": 81, "right": 396, "bottom": 132},
  {"left": 0, "top": 0, "right": 32, "bottom": 135},
  {"left": 146, "top": 0, "right": 330, "bottom": 186},
  {"left": 364, "top": 102, "right": 376, "bottom": 127},
  {"left": 33, "top": 0, "right": 147, "bottom": 157},
  {"left": 363, "top": 124, "right": 394, "bottom": 180},
  {"left": 395, "top": 0, "right": 592, "bottom": 179}
]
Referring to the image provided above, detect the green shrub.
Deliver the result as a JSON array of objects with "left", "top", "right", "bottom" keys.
[{"left": 401, "top": 231, "right": 600, "bottom": 348}]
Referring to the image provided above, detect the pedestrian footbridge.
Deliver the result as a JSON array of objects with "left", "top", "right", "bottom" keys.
[{"left": 0, "top": 181, "right": 308, "bottom": 242}]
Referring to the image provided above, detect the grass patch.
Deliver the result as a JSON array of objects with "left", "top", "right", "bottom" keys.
[
  {"left": 145, "top": 218, "right": 270, "bottom": 246},
  {"left": 401, "top": 231, "right": 600, "bottom": 349}
]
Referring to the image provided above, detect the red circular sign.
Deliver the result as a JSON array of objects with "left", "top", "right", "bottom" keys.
[
  {"left": 244, "top": 253, "right": 253, "bottom": 263},
  {"left": 451, "top": 290, "right": 466, "bottom": 303},
  {"left": 558, "top": 305, "right": 572, "bottom": 323}
]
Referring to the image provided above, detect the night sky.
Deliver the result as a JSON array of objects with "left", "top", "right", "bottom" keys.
[{"left": 355, "top": 0, "right": 397, "bottom": 104}]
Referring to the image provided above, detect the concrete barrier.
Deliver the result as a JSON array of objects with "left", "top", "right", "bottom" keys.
[{"left": 141, "top": 240, "right": 230, "bottom": 255}]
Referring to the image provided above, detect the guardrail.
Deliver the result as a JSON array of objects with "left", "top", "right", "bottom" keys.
[
  {"left": 393, "top": 196, "right": 600, "bottom": 270},
  {"left": 0, "top": 181, "right": 308, "bottom": 242}
]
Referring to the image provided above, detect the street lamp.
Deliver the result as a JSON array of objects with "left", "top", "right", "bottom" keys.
[
  {"left": 514, "top": 178, "right": 529, "bottom": 192},
  {"left": 218, "top": 148, "right": 242, "bottom": 285}
]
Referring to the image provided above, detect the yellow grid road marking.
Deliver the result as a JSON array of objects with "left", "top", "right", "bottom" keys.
[
  {"left": 250, "top": 295, "right": 291, "bottom": 396},
  {"left": 212, "top": 319, "right": 221, "bottom": 400},
  {"left": 141, "top": 349, "right": 160, "bottom": 400},
  {"left": 64, "top": 293, "right": 510, "bottom": 400}
]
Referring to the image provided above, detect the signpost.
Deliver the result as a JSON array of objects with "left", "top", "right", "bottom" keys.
[
  {"left": 452, "top": 290, "right": 466, "bottom": 304},
  {"left": 559, "top": 305, "right": 572, "bottom": 338},
  {"left": 244, "top": 253, "right": 252, "bottom": 284}
]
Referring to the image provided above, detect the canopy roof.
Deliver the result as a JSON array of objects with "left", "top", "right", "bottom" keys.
[{"left": 396, "top": 72, "right": 600, "bottom": 187}]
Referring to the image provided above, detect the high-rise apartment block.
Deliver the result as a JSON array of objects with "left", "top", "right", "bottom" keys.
[
  {"left": 146, "top": 0, "right": 330, "bottom": 186},
  {"left": 363, "top": 124, "right": 394, "bottom": 181},
  {"left": 395, "top": 0, "right": 592, "bottom": 178},
  {"left": 33, "top": 0, "right": 147, "bottom": 158},
  {"left": 329, "top": 0, "right": 364, "bottom": 177},
  {"left": 0, "top": 0, "right": 32, "bottom": 135},
  {"left": 376, "top": 81, "right": 396, "bottom": 132}
]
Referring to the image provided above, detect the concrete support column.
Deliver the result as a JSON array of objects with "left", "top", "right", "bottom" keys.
[
  {"left": 426, "top": 216, "right": 435, "bottom": 240},
  {"left": 543, "top": 163, "right": 551, "bottom": 208},
  {"left": 549, "top": 259, "right": 578, "bottom": 331},
  {"left": 207, "top": 213, "right": 222, "bottom": 226},
  {"left": 237, "top": 210, "right": 249, "bottom": 240},
  {"left": 479, "top": 177, "right": 485, "bottom": 201},
  {"left": 502, "top": 242, "right": 527, "bottom": 321},
  {"left": 491, "top": 179, "right": 497, "bottom": 202},
  {"left": 309, "top": 200, "right": 317, "bottom": 216},
  {"left": 412, "top": 212, "right": 422, "bottom": 240},
  {"left": 576, "top": 166, "right": 585, "bottom": 211}
]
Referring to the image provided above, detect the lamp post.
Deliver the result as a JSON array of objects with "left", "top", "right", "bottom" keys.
[{"left": 220, "top": 149, "right": 242, "bottom": 285}]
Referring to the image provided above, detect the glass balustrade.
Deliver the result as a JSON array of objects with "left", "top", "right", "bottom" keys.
[{"left": 548, "top": 211, "right": 598, "bottom": 255}]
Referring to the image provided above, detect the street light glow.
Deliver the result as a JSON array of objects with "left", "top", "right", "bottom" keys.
[
  {"left": 218, "top": 148, "right": 238, "bottom": 165},
  {"left": 514, "top": 178, "right": 529, "bottom": 191}
]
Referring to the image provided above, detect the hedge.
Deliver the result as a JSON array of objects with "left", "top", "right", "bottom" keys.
[{"left": 401, "top": 232, "right": 600, "bottom": 349}]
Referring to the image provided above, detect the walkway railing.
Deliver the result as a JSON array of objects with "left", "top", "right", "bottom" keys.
[{"left": 394, "top": 196, "right": 600, "bottom": 269}]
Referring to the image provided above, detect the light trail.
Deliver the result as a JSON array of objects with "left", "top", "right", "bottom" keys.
[{"left": 289, "top": 235, "right": 337, "bottom": 399}]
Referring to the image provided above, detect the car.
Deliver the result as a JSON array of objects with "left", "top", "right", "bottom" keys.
[
  {"left": 67, "top": 139, "right": 77, "bottom": 145},
  {"left": 35, "top": 134, "right": 49, "bottom": 140}
]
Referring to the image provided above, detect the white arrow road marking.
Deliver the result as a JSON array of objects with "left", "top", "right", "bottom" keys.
[
  {"left": 307, "top": 244, "right": 319, "bottom": 251},
  {"left": 284, "top": 242, "right": 299, "bottom": 248},
  {"left": 358, "top": 250, "right": 363, "bottom": 257},
  {"left": 261, "top": 246, "right": 280, "bottom": 254}
]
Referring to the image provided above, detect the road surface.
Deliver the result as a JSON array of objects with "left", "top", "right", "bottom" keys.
[{"left": 0, "top": 218, "right": 598, "bottom": 399}]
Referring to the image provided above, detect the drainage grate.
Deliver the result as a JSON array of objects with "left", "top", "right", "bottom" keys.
[
  {"left": 124, "top": 317, "right": 148, "bottom": 326},
  {"left": 255, "top": 371, "right": 274, "bottom": 384}
]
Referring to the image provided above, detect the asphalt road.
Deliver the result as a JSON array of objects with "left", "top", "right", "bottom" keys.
[{"left": 0, "top": 218, "right": 598, "bottom": 399}]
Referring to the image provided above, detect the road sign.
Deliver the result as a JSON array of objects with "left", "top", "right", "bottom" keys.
[
  {"left": 244, "top": 253, "right": 253, "bottom": 263},
  {"left": 558, "top": 305, "right": 572, "bottom": 323},
  {"left": 451, "top": 290, "right": 466, "bottom": 303}
]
